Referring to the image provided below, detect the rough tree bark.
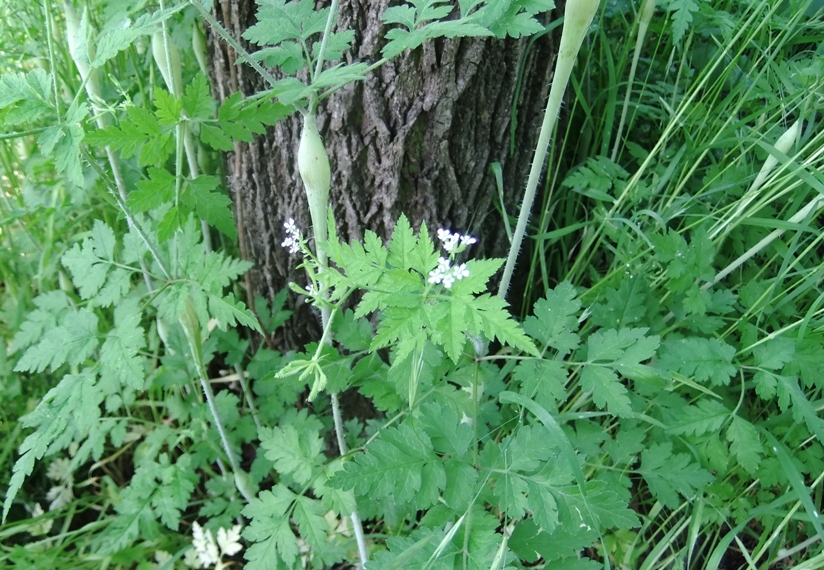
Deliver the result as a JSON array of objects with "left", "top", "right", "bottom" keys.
[{"left": 207, "top": 1, "right": 562, "bottom": 348}]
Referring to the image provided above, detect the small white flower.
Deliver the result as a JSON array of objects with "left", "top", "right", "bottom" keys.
[
  {"left": 281, "top": 217, "right": 302, "bottom": 255},
  {"left": 27, "top": 503, "right": 53, "bottom": 536},
  {"left": 453, "top": 263, "right": 469, "bottom": 280},
  {"left": 428, "top": 257, "right": 451, "bottom": 284},
  {"left": 436, "top": 228, "right": 476, "bottom": 253},
  {"left": 427, "top": 257, "right": 471, "bottom": 289},
  {"left": 304, "top": 283, "right": 318, "bottom": 303}
]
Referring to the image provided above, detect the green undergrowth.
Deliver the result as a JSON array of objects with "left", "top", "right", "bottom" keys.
[{"left": 1, "top": 0, "right": 824, "bottom": 568}]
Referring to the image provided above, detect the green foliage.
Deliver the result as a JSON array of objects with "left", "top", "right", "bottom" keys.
[
  {"left": 326, "top": 214, "right": 539, "bottom": 366},
  {"left": 381, "top": 0, "right": 555, "bottom": 58},
  {"left": 3, "top": 0, "right": 824, "bottom": 568}
]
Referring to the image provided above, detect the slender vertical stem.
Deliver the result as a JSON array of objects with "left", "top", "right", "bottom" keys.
[
  {"left": 497, "top": 0, "right": 601, "bottom": 300},
  {"left": 312, "top": 0, "right": 340, "bottom": 83}
]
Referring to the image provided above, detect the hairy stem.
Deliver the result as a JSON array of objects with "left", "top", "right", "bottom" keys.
[
  {"left": 180, "top": 304, "right": 255, "bottom": 503},
  {"left": 498, "top": 0, "right": 601, "bottom": 300}
]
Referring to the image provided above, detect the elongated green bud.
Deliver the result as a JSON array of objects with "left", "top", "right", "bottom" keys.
[
  {"left": 64, "top": 1, "right": 102, "bottom": 98},
  {"left": 192, "top": 22, "right": 209, "bottom": 76},
  {"left": 640, "top": 0, "right": 657, "bottom": 27},
  {"left": 152, "top": 31, "right": 184, "bottom": 96},
  {"left": 746, "top": 118, "right": 802, "bottom": 201},
  {"left": 233, "top": 469, "right": 257, "bottom": 502},
  {"left": 558, "top": 0, "right": 601, "bottom": 62},
  {"left": 710, "top": 118, "right": 802, "bottom": 240},
  {"left": 297, "top": 114, "right": 331, "bottom": 248},
  {"left": 498, "top": 0, "right": 600, "bottom": 298}
]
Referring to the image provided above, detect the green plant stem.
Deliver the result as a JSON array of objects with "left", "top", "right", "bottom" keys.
[
  {"left": 704, "top": 193, "right": 824, "bottom": 289},
  {"left": 300, "top": 23, "right": 369, "bottom": 552},
  {"left": 43, "top": 0, "right": 62, "bottom": 117},
  {"left": 610, "top": 0, "right": 656, "bottom": 161},
  {"left": 65, "top": 1, "right": 158, "bottom": 290},
  {"left": 312, "top": 0, "right": 340, "bottom": 84},
  {"left": 80, "top": 148, "right": 172, "bottom": 281},
  {"left": 0, "top": 128, "right": 48, "bottom": 140},
  {"left": 315, "top": 229, "right": 368, "bottom": 570},
  {"left": 498, "top": 0, "right": 601, "bottom": 300},
  {"left": 234, "top": 364, "right": 261, "bottom": 430},
  {"left": 180, "top": 309, "right": 254, "bottom": 503},
  {"left": 190, "top": 0, "right": 280, "bottom": 89},
  {"left": 155, "top": 13, "right": 214, "bottom": 253}
]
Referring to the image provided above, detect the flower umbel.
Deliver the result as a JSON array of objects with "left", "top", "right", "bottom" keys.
[
  {"left": 281, "top": 218, "right": 302, "bottom": 255},
  {"left": 436, "top": 228, "right": 477, "bottom": 253},
  {"left": 428, "top": 257, "right": 469, "bottom": 289},
  {"left": 428, "top": 228, "right": 477, "bottom": 288}
]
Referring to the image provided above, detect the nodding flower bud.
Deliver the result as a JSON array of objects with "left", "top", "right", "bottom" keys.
[
  {"left": 297, "top": 114, "right": 331, "bottom": 246},
  {"left": 64, "top": 1, "right": 102, "bottom": 97},
  {"left": 152, "top": 31, "right": 184, "bottom": 96}
]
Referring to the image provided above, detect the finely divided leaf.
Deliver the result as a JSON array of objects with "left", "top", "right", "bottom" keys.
[
  {"left": 152, "top": 454, "right": 198, "bottom": 530},
  {"left": 331, "top": 424, "right": 445, "bottom": 509},
  {"left": 580, "top": 366, "right": 632, "bottom": 417},
  {"left": 182, "top": 73, "right": 216, "bottom": 120},
  {"left": 243, "top": 486, "right": 299, "bottom": 569},
  {"left": 387, "top": 213, "right": 416, "bottom": 269},
  {"left": 580, "top": 328, "right": 659, "bottom": 417},
  {"left": 417, "top": 403, "right": 473, "bottom": 456},
  {"left": 3, "top": 368, "right": 101, "bottom": 523},
  {"left": 464, "top": 294, "right": 539, "bottom": 357},
  {"left": 93, "top": 4, "right": 188, "bottom": 67},
  {"left": 10, "top": 291, "right": 72, "bottom": 353},
  {"left": 656, "top": 337, "right": 737, "bottom": 386},
  {"left": 726, "top": 416, "right": 762, "bottom": 474},
  {"left": 15, "top": 308, "right": 99, "bottom": 373},
  {"left": 514, "top": 359, "right": 567, "bottom": 409},
  {"left": 208, "top": 293, "right": 262, "bottom": 332},
  {"left": 99, "top": 298, "right": 146, "bottom": 395},
  {"left": 669, "top": 398, "right": 729, "bottom": 436},
  {"left": 260, "top": 423, "right": 323, "bottom": 485},
  {"left": 292, "top": 495, "right": 329, "bottom": 551},
  {"left": 183, "top": 175, "right": 237, "bottom": 239},
  {"left": 130, "top": 167, "right": 175, "bottom": 212},
  {"left": 524, "top": 281, "right": 581, "bottom": 355},
  {"left": 640, "top": 442, "right": 713, "bottom": 508}
]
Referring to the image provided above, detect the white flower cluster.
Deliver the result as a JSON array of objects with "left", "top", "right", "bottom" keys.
[
  {"left": 436, "top": 228, "right": 477, "bottom": 252},
  {"left": 428, "top": 257, "right": 470, "bottom": 289},
  {"left": 281, "top": 218, "right": 301, "bottom": 254},
  {"left": 428, "top": 228, "right": 476, "bottom": 289}
]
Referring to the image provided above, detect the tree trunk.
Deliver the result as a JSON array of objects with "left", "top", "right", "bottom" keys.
[{"left": 208, "top": 1, "right": 561, "bottom": 349}]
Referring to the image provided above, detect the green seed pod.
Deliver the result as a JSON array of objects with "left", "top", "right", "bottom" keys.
[
  {"left": 151, "top": 31, "right": 184, "bottom": 96},
  {"left": 297, "top": 113, "right": 331, "bottom": 245}
]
